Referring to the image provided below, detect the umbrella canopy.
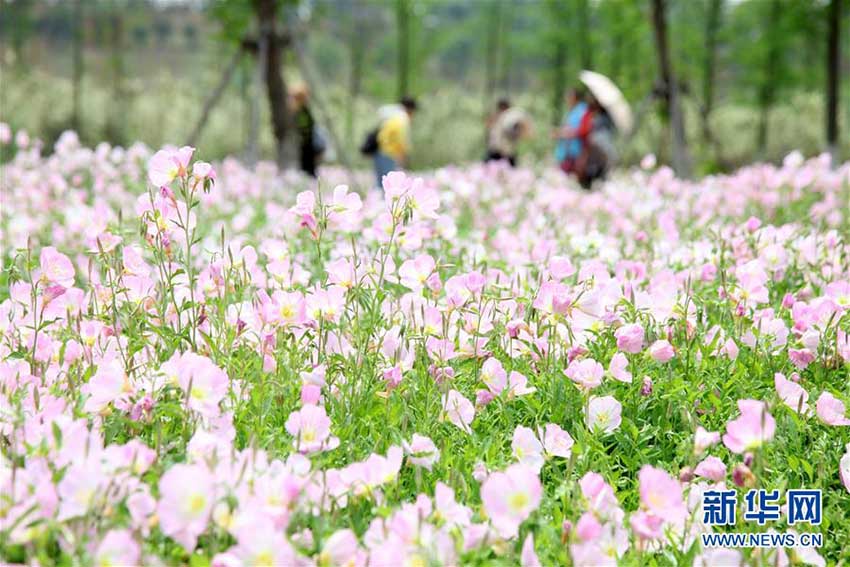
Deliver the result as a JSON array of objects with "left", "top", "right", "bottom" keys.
[{"left": 579, "top": 70, "right": 633, "bottom": 134}]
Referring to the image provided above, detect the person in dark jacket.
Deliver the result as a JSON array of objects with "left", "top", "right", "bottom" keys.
[{"left": 291, "top": 85, "right": 321, "bottom": 177}]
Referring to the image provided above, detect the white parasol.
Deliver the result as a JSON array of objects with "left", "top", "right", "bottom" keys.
[{"left": 579, "top": 70, "right": 633, "bottom": 134}]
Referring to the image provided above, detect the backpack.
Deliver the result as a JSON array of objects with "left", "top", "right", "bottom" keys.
[
  {"left": 312, "top": 127, "right": 328, "bottom": 156},
  {"left": 360, "top": 128, "right": 379, "bottom": 156}
]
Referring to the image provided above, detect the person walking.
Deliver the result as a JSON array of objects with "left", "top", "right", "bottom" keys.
[
  {"left": 485, "top": 98, "right": 530, "bottom": 166},
  {"left": 554, "top": 87, "right": 590, "bottom": 175},
  {"left": 290, "top": 85, "right": 324, "bottom": 178},
  {"left": 367, "top": 97, "right": 417, "bottom": 189}
]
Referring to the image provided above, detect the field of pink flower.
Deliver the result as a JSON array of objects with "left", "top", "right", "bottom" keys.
[{"left": 2, "top": 129, "right": 849, "bottom": 566}]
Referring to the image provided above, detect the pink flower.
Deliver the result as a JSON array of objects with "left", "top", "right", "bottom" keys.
[
  {"left": 608, "top": 352, "right": 632, "bottom": 383},
  {"left": 435, "top": 482, "right": 473, "bottom": 527},
  {"left": 840, "top": 444, "right": 850, "bottom": 493},
  {"left": 566, "top": 358, "right": 604, "bottom": 390},
  {"left": 586, "top": 396, "right": 622, "bottom": 434},
  {"left": 93, "top": 529, "right": 140, "bottom": 567},
  {"left": 507, "top": 371, "right": 537, "bottom": 398},
  {"left": 521, "top": 533, "right": 542, "bottom": 567},
  {"left": 442, "top": 390, "right": 475, "bottom": 433},
  {"left": 192, "top": 160, "right": 215, "bottom": 180},
  {"left": 630, "top": 510, "right": 666, "bottom": 541},
  {"left": 382, "top": 170, "right": 412, "bottom": 202},
  {"left": 615, "top": 323, "right": 644, "bottom": 353},
  {"left": 549, "top": 256, "right": 575, "bottom": 280},
  {"left": 178, "top": 353, "right": 229, "bottom": 417},
  {"left": 480, "top": 464, "right": 542, "bottom": 538},
  {"left": 638, "top": 465, "right": 687, "bottom": 521},
  {"left": 575, "top": 511, "right": 602, "bottom": 541},
  {"left": 648, "top": 339, "right": 675, "bottom": 362},
  {"left": 39, "top": 246, "right": 75, "bottom": 288},
  {"left": 398, "top": 254, "right": 436, "bottom": 290},
  {"left": 480, "top": 357, "right": 507, "bottom": 394},
  {"left": 815, "top": 392, "right": 850, "bottom": 426},
  {"left": 329, "top": 184, "right": 363, "bottom": 216},
  {"left": 285, "top": 404, "right": 340, "bottom": 453},
  {"left": 512, "top": 425, "right": 544, "bottom": 471},
  {"left": 221, "top": 520, "right": 299, "bottom": 566},
  {"left": 319, "top": 529, "right": 364, "bottom": 567},
  {"left": 578, "top": 472, "right": 618, "bottom": 517},
  {"left": 148, "top": 146, "right": 194, "bottom": 186},
  {"left": 533, "top": 281, "right": 572, "bottom": 316},
  {"left": 347, "top": 446, "right": 403, "bottom": 495},
  {"left": 541, "top": 423, "right": 574, "bottom": 458},
  {"left": 694, "top": 426, "right": 721, "bottom": 455},
  {"left": 789, "top": 348, "right": 815, "bottom": 370},
  {"left": 82, "top": 358, "right": 129, "bottom": 413},
  {"left": 722, "top": 399, "right": 776, "bottom": 454},
  {"left": 403, "top": 434, "right": 440, "bottom": 470},
  {"left": 774, "top": 372, "right": 810, "bottom": 415},
  {"left": 301, "top": 384, "right": 322, "bottom": 405},
  {"left": 157, "top": 463, "right": 215, "bottom": 550},
  {"left": 721, "top": 337, "right": 739, "bottom": 360},
  {"left": 693, "top": 456, "right": 727, "bottom": 481}
]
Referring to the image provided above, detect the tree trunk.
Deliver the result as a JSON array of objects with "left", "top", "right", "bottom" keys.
[
  {"left": 826, "top": 0, "right": 841, "bottom": 166},
  {"left": 346, "top": 1, "right": 366, "bottom": 147},
  {"left": 71, "top": 0, "right": 83, "bottom": 134},
  {"left": 188, "top": 50, "right": 243, "bottom": 147},
  {"left": 106, "top": 12, "right": 126, "bottom": 145},
  {"left": 253, "top": 0, "right": 293, "bottom": 169},
  {"left": 498, "top": 2, "right": 513, "bottom": 93},
  {"left": 396, "top": 0, "right": 410, "bottom": 99},
  {"left": 549, "top": 0, "right": 570, "bottom": 126},
  {"left": 484, "top": 0, "right": 502, "bottom": 103},
  {"left": 757, "top": 0, "right": 781, "bottom": 156},
  {"left": 701, "top": 0, "right": 723, "bottom": 144},
  {"left": 650, "top": 0, "right": 692, "bottom": 178}
]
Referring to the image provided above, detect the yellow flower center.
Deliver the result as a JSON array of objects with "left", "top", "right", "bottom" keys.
[
  {"left": 280, "top": 304, "right": 294, "bottom": 319},
  {"left": 509, "top": 492, "right": 529, "bottom": 512},
  {"left": 188, "top": 493, "right": 207, "bottom": 515},
  {"left": 301, "top": 427, "right": 316, "bottom": 443},
  {"left": 254, "top": 550, "right": 274, "bottom": 566}
]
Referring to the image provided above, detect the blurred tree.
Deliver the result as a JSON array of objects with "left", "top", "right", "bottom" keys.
[
  {"left": 546, "top": 0, "right": 570, "bottom": 125},
  {"left": 397, "top": 0, "right": 411, "bottom": 98},
  {"left": 346, "top": 1, "right": 365, "bottom": 144},
  {"left": 209, "top": 0, "right": 296, "bottom": 168},
  {"left": 651, "top": 0, "right": 691, "bottom": 178},
  {"left": 826, "top": 0, "right": 841, "bottom": 164},
  {"left": 71, "top": 0, "right": 84, "bottom": 133},
  {"left": 701, "top": 0, "right": 723, "bottom": 145},
  {"left": 484, "top": 0, "right": 503, "bottom": 105},
  {"left": 756, "top": 0, "right": 782, "bottom": 155},
  {"left": 3, "top": 0, "right": 35, "bottom": 68},
  {"left": 106, "top": 8, "right": 127, "bottom": 145}
]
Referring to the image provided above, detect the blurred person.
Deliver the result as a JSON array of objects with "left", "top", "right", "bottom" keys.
[
  {"left": 363, "top": 97, "right": 418, "bottom": 189},
  {"left": 573, "top": 97, "right": 618, "bottom": 189},
  {"left": 485, "top": 98, "right": 531, "bottom": 166},
  {"left": 290, "top": 84, "right": 325, "bottom": 177},
  {"left": 554, "top": 87, "right": 591, "bottom": 176},
  {"left": 587, "top": 100, "right": 618, "bottom": 174}
]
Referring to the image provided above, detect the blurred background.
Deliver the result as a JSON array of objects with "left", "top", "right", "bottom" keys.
[{"left": 1, "top": 0, "right": 848, "bottom": 176}]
